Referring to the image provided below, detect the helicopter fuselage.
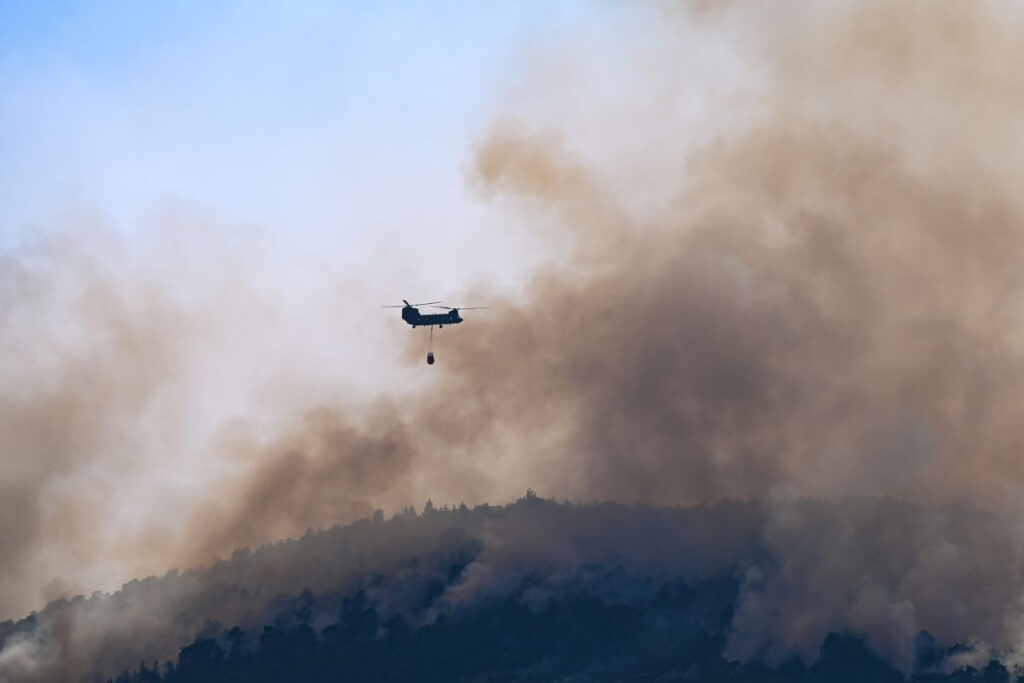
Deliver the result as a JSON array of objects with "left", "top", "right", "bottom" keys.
[{"left": 401, "top": 307, "right": 463, "bottom": 328}]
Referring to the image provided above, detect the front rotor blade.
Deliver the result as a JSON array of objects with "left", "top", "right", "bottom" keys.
[{"left": 413, "top": 300, "right": 442, "bottom": 306}]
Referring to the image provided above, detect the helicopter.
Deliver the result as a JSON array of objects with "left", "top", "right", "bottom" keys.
[{"left": 382, "top": 299, "right": 487, "bottom": 364}]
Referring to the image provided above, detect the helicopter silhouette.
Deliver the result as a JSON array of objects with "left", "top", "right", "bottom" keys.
[{"left": 382, "top": 300, "right": 488, "bottom": 365}]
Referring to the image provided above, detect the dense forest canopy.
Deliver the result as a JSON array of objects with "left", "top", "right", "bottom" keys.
[{"left": 1, "top": 497, "right": 1022, "bottom": 682}]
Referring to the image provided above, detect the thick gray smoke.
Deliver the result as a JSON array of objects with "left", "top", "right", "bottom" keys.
[
  {"left": 435, "top": 0, "right": 1024, "bottom": 513},
  {"left": 5, "top": 0, "right": 1024, "bottom": 678},
  {"left": 0, "top": 225, "right": 423, "bottom": 616},
  {"left": 0, "top": 231, "right": 197, "bottom": 617}
]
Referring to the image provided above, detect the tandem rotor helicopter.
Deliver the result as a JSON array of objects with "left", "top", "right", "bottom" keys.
[{"left": 381, "top": 299, "right": 488, "bottom": 365}]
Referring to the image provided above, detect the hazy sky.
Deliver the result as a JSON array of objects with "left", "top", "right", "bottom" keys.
[
  {"left": 0, "top": 0, "right": 737, "bottom": 396},
  {"left": 0, "top": 2, "right": 592, "bottom": 447},
  {"left": 1, "top": 1, "right": 590, "bottom": 279}
]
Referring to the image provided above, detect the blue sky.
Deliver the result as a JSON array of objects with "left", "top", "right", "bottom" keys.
[{"left": 0, "top": 1, "right": 587, "bottom": 272}]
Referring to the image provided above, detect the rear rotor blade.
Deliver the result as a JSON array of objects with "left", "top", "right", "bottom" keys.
[
  {"left": 431, "top": 305, "right": 489, "bottom": 310},
  {"left": 412, "top": 300, "right": 442, "bottom": 306}
]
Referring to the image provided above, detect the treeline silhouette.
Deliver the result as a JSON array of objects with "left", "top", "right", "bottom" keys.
[{"left": 109, "top": 579, "right": 1015, "bottom": 683}]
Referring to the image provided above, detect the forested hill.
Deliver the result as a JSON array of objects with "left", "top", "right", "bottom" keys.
[
  {"left": 111, "top": 606, "right": 1010, "bottom": 683},
  {"left": 2, "top": 496, "right": 1022, "bottom": 682}
]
